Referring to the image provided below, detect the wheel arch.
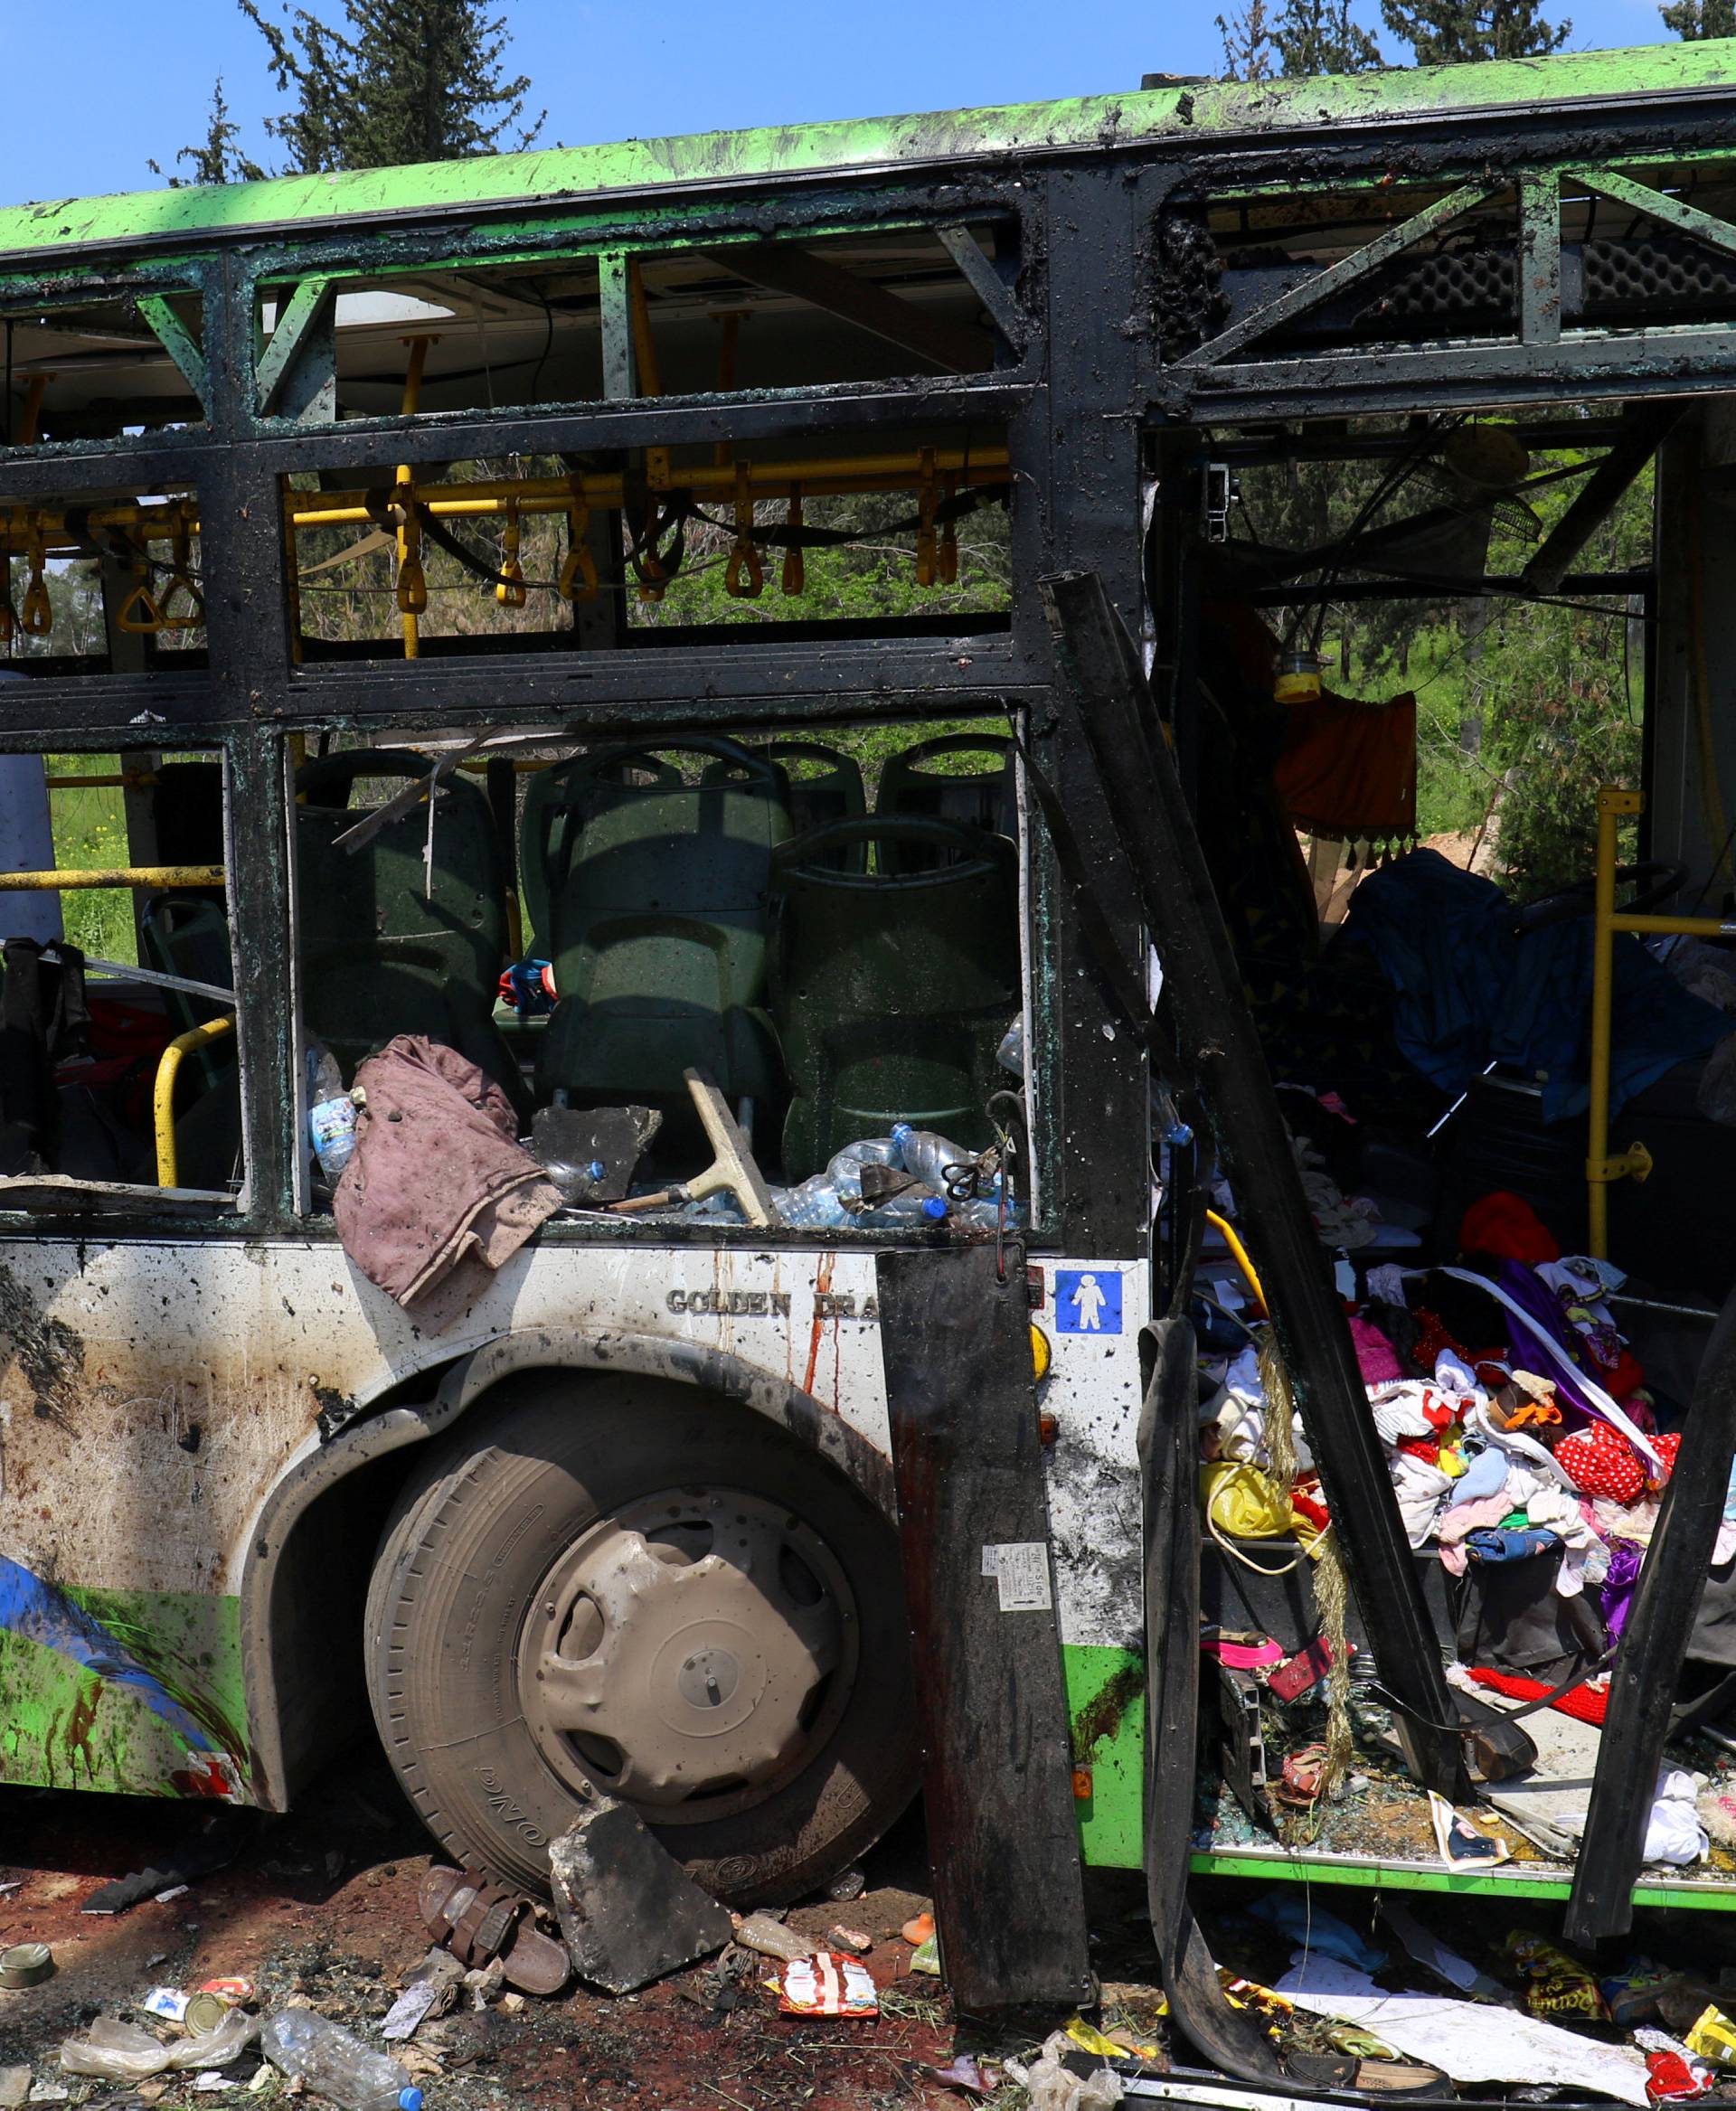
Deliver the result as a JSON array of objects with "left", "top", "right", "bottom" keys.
[{"left": 239, "top": 1325, "right": 895, "bottom": 1813}]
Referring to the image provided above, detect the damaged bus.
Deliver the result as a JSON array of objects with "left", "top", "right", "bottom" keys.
[{"left": 10, "top": 33, "right": 1736, "bottom": 2057}]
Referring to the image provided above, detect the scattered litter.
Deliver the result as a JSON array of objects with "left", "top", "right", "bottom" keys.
[
  {"left": 734, "top": 1912, "right": 816, "bottom": 1965},
  {"left": 0, "top": 1943, "right": 52, "bottom": 1989},
  {"left": 60, "top": 2019, "right": 173, "bottom": 2081},
  {"left": 198, "top": 1977, "right": 256, "bottom": 2007},
  {"left": 1378, "top": 1899, "right": 1508, "bottom": 2001},
  {"left": 463, "top": 1959, "right": 506, "bottom": 2009},
  {"left": 192, "top": 2075, "right": 238, "bottom": 2094},
  {"left": 929, "top": 2054, "right": 997, "bottom": 2095},
  {"left": 1247, "top": 1894, "right": 1384, "bottom": 1971},
  {"left": 0, "top": 2069, "right": 28, "bottom": 2110},
  {"left": 164, "top": 2012, "right": 259, "bottom": 2072},
  {"left": 185, "top": 1992, "right": 235, "bottom": 2037},
  {"left": 1506, "top": 1932, "right": 1608, "bottom": 2021},
  {"left": 1066, "top": 2017, "right": 1165, "bottom": 2068},
  {"left": 1427, "top": 1789, "right": 1508, "bottom": 1867},
  {"left": 1272, "top": 1956, "right": 1653, "bottom": 2106},
  {"left": 1011, "top": 2030, "right": 1123, "bottom": 2111},
  {"left": 260, "top": 2007, "right": 424, "bottom": 2111},
  {"left": 1684, "top": 2004, "right": 1736, "bottom": 2067},
  {"left": 383, "top": 1950, "right": 465, "bottom": 2040},
  {"left": 25, "top": 2085, "right": 69, "bottom": 2104},
  {"left": 778, "top": 1951, "right": 879, "bottom": 2017},
  {"left": 153, "top": 1887, "right": 189, "bottom": 1905},
  {"left": 143, "top": 1988, "right": 190, "bottom": 2024},
  {"left": 910, "top": 1934, "right": 941, "bottom": 1977},
  {"left": 901, "top": 1911, "right": 935, "bottom": 1946},
  {"left": 826, "top": 1925, "right": 873, "bottom": 1955},
  {"left": 826, "top": 1868, "right": 867, "bottom": 1902},
  {"left": 1646, "top": 2050, "right": 1713, "bottom": 2102},
  {"left": 0, "top": 1881, "right": 21, "bottom": 1899}
]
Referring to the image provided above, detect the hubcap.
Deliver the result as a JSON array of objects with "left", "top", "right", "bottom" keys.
[{"left": 518, "top": 1487, "right": 856, "bottom": 1822}]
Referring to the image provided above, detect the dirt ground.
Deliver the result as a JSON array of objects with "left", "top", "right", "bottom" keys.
[{"left": 0, "top": 1748, "right": 1107, "bottom": 2111}]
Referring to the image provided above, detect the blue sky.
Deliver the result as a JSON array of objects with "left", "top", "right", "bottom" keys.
[{"left": 0, "top": 0, "right": 1680, "bottom": 207}]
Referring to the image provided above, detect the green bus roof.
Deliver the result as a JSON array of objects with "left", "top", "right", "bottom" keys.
[{"left": 4, "top": 38, "right": 1736, "bottom": 266}]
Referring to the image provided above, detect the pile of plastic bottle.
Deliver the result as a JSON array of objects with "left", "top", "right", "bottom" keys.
[{"left": 769, "top": 1125, "right": 1014, "bottom": 1231}]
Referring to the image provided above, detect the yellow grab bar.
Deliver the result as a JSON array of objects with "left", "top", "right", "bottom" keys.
[
  {"left": 155, "top": 1016, "right": 235, "bottom": 1188},
  {"left": 0, "top": 864, "right": 224, "bottom": 890},
  {"left": 1205, "top": 1208, "right": 1268, "bottom": 1317}
]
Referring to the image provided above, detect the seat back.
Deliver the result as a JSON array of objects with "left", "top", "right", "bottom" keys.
[
  {"left": 706, "top": 740, "right": 867, "bottom": 871},
  {"left": 519, "top": 749, "right": 684, "bottom": 957},
  {"left": 771, "top": 815, "right": 1021, "bottom": 1179},
  {"left": 874, "top": 734, "right": 1016, "bottom": 872},
  {"left": 295, "top": 749, "right": 524, "bottom": 1110},
  {"left": 533, "top": 739, "right": 791, "bottom": 1148}
]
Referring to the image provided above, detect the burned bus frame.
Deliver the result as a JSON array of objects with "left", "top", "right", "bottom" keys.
[{"left": 8, "top": 37, "right": 1736, "bottom": 2007}]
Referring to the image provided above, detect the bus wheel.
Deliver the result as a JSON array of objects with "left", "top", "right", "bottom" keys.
[{"left": 363, "top": 1373, "right": 919, "bottom": 1905}]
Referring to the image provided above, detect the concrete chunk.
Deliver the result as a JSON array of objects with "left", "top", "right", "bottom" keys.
[{"left": 549, "top": 1788, "right": 733, "bottom": 1994}]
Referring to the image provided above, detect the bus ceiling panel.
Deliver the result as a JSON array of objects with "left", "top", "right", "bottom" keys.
[{"left": 1, "top": 293, "right": 208, "bottom": 443}]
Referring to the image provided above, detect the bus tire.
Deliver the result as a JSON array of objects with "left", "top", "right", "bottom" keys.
[{"left": 363, "top": 1371, "right": 919, "bottom": 1905}]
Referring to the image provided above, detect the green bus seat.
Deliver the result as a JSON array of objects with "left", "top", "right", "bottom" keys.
[
  {"left": 705, "top": 740, "right": 867, "bottom": 872},
  {"left": 770, "top": 815, "right": 1021, "bottom": 1180},
  {"left": 533, "top": 738, "right": 791, "bottom": 1154},
  {"left": 295, "top": 749, "right": 525, "bottom": 1116},
  {"left": 874, "top": 733, "right": 1016, "bottom": 873},
  {"left": 520, "top": 749, "right": 683, "bottom": 958}
]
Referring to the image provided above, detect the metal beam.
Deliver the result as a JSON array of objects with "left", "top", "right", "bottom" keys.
[
  {"left": 1574, "top": 164, "right": 1736, "bottom": 265},
  {"left": 136, "top": 295, "right": 208, "bottom": 405},
  {"left": 254, "top": 276, "right": 334, "bottom": 416},
  {"left": 1181, "top": 181, "right": 1492, "bottom": 368},
  {"left": 701, "top": 240, "right": 991, "bottom": 372},
  {"left": 597, "top": 252, "right": 636, "bottom": 400},
  {"left": 936, "top": 223, "right": 1027, "bottom": 349},
  {"left": 1519, "top": 171, "right": 1561, "bottom": 346},
  {"left": 1522, "top": 402, "right": 1686, "bottom": 593}
]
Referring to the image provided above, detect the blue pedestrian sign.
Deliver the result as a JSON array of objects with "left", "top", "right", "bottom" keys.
[{"left": 1055, "top": 1268, "right": 1122, "bottom": 1334}]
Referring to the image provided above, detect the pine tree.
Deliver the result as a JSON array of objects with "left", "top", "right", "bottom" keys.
[
  {"left": 1271, "top": 0, "right": 1382, "bottom": 71},
  {"left": 1217, "top": 0, "right": 1276, "bottom": 80},
  {"left": 236, "top": 0, "right": 545, "bottom": 173},
  {"left": 1379, "top": 0, "right": 1571, "bottom": 62},
  {"left": 148, "top": 78, "right": 268, "bottom": 188},
  {"left": 1661, "top": 0, "right": 1736, "bottom": 35},
  {"left": 1271, "top": 0, "right": 1383, "bottom": 72}
]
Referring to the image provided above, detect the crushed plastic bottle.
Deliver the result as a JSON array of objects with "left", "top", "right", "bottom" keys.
[
  {"left": 307, "top": 1042, "right": 359, "bottom": 1183},
  {"left": 260, "top": 2010, "right": 424, "bottom": 2111},
  {"left": 890, "top": 1123, "right": 977, "bottom": 1192},
  {"left": 733, "top": 1912, "right": 816, "bottom": 1964}
]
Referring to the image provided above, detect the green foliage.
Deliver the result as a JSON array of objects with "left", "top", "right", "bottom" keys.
[
  {"left": 1271, "top": 0, "right": 1384, "bottom": 74},
  {"left": 45, "top": 757, "right": 137, "bottom": 966},
  {"left": 1230, "top": 419, "right": 1651, "bottom": 900},
  {"left": 148, "top": 79, "right": 267, "bottom": 188},
  {"left": 1378, "top": 0, "right": 1571, "bottom": 62},
  {"left": 1660, "top": 0, "right": 1736, "bottom": 35},
  {"left": 241, "top": 0, "right": 543, "bottom": 171}
]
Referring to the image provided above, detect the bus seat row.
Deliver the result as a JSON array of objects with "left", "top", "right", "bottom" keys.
[{"left": 151, "top": 735, "right": 1022, "bottom": 1183}]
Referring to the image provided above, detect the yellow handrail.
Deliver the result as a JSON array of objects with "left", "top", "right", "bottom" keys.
[
  {"left": 1206, "top": 1208, "right": 1269, "bottom": 1316},
  {"left": 154, "top": 1015, "right": 234, "bottom": 1188},
  {"left": 0, "top": 864, "right": 223, "bottom": 891}
]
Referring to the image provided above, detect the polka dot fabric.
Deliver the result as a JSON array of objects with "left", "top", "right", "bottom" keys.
[{"left": 1554, "top": 1425, "right": 1646, "bottom": 1504}]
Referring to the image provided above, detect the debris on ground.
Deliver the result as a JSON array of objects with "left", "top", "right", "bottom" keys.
[
  {"left": 776, "top": 1949, "right": 880, "bottom": 2017},
  {"left": 544, "top": 1789, "right": 731, "bottom": 1993},
  {"left": 422, "top": 1866, "right": 571, "bottom": 1996},
  {"left": 731, "top": 1911, "right": 816, "bottom": 1964}
]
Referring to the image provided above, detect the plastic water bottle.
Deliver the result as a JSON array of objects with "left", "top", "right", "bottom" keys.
[
  {"left": 826, "top": 1137, "right": 900, "bottom": 1206},
  {"left": 996, "top": 1019, "right": 1025, "bottom": 1077},
  {"left": 260, "top": 2011, "right": 423, "bottom": 2111},
  {"left": 307, "top": 1043, "right": 358, "bottom": 1183},
  {"left": 891, "top": 1123, "right": 977, "bottom": 1192},
  {"left": 860, "top": 1190, "right": 949, "bottom": 1227},
  {"left": 773, "top": 1176, "right": 853, "bottom": 1230}
]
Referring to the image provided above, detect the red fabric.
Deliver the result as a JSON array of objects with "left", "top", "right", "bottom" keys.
[
  {"left": 1601, "top": 1348, "right": 1648, "bottom": 1402},
  {"left": 1275, "top": 687, "right": 1418, "bottom": 842},
  {"left": 1465, "top": 1664, "right": 1609, "bottom": 1727},
  {"left": 1648, "top": 1431, "right": 1681, "bottom": 1490},
  {"left": 1459, "top": 1191, "right": 1561, "bottom": 1266},
  {"left": 1555, "top": 1425, "right": 1646, "bottom": 1504}
]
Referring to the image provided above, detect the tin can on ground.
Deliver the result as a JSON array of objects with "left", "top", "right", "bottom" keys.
[{"left": 0, "top": 1943, "right": 52, "bottom": 1989}]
